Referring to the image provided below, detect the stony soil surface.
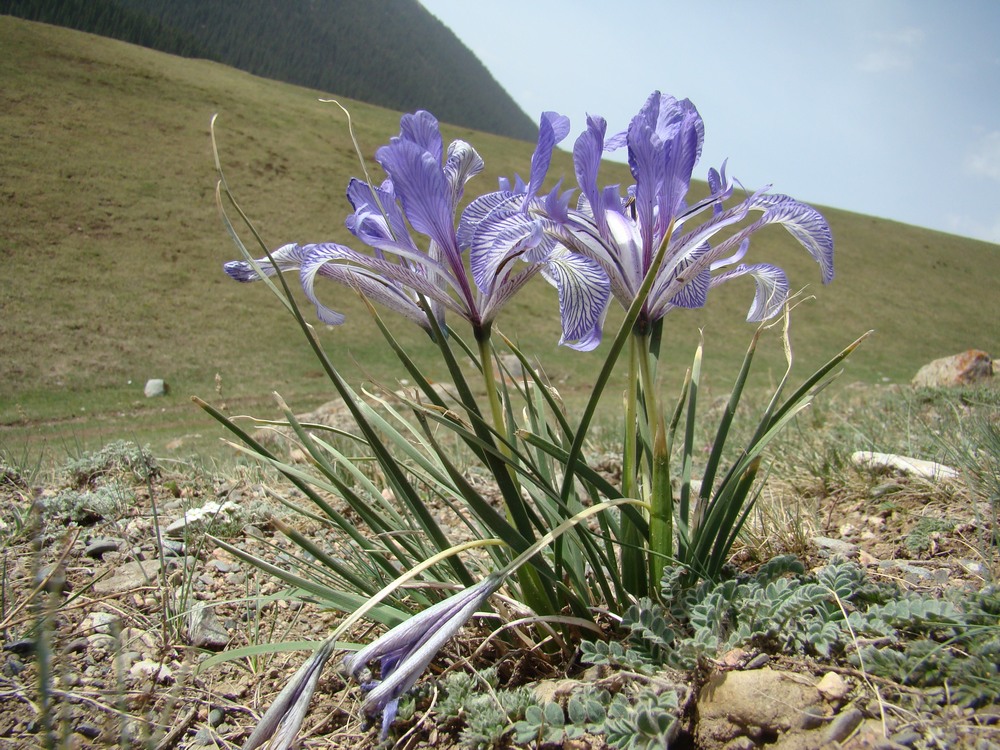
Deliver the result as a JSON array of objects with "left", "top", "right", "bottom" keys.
[{"left": 0, "top": 408, "right": 997, "bottom": 750}]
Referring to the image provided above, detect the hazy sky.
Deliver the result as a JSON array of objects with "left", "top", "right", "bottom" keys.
[{"left": 419, "top": 0, "right": 1000, "bottom": 245}]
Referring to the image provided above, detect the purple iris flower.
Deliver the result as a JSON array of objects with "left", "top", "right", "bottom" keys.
[
  {"left": 224, "top": 111, "right": 609, "bottom": 347},
  {"left": 241, "top": 637, "right": 336, "bottom": 750},
  {"left": 466, "top": 92, "right": 834, "bottom": 340},
  {"left": 342, "top": 574, "right": 502, "bottom": 739}
]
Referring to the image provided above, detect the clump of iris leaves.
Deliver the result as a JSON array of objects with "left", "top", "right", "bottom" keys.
[{"left": 197, "top": 93, "right": 886, "bottom": 748}]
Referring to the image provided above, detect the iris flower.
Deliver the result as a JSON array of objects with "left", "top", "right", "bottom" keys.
[
  {"left": 464, "top": 92, "right": 834, "bottom": 340},
  {"left": 342, "top": 574, "right": 503, "bottom": 738},
  {"left": 224, "top": 110, "right": 608, "bottom": 349},
  {"left": 241, "top": 637, "right": 336, "bottom": 750}
]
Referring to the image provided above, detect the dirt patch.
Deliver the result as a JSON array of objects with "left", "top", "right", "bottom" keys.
[{"left": 0, "top": 397, "right": 997, "bottom": 749}]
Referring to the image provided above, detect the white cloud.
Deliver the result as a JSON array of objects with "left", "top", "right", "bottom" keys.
[
  {"left": 856, "top": 26, "right": 926, "bottom": 73},
  {"left": 966, "top": 131, "right": 1000, "bottom": 181}
]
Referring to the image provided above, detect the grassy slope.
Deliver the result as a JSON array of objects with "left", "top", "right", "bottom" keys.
[{"left": 2, "top": 16, "right": 998, "bottom": 461}]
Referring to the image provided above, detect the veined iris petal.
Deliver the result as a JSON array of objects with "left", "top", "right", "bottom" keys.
[
  {"left": 397, "top": 110, "right": 443, "bottom": 163},
  {"left": 376, "top": 138, "right": 462, "bottom": 267},
  {"left": 241, "top": 638, "right": 337, "bottom": 750},
  {"left": 468, "top": 212, "right": 544, "bottom": 292},
  {"left": 541, "top": 248, "right": 611, "bottom": 351},
  {"left": 224, "top": 243, "right": 312, "bottom": 282},
  {"left": 443, "top": 139, "right": 485, "bottom": 209},
  {"left": 747, "top": 194, "right": 835, "bottom": 283},
  {"left": 710, "top": 262, "right": 791, "bottom": 321},
  {"left": 342, "top": 575, "right": 503, "bottom": 738},
  {"left": 525, "top": 111, "right": 571, "bottom": 202}
]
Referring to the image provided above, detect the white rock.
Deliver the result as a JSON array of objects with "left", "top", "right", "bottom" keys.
[
  {"left": 851, "top": 451, "right": 959, "bottom": 481},
  {"left": 816, "top": 671, "right": 850, "bottom": 701},
  {"left": 144, "top": 379, "right": 167, "bottom": 398},
  {"left": 165, "top": 501, "right": 241, "bottom": 536}
]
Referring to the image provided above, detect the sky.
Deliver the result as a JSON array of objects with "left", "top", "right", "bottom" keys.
[{"left": 419, "top": 0, "right": 1000, "bottom": 245}]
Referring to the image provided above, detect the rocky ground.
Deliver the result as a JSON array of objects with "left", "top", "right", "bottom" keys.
[{"left": 0, "top": 382, "right": 997, "bottom": 750}]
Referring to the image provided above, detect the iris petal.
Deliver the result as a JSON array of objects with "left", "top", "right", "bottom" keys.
[
  {"left": 376, "top": 139, "right": 461, "bottom": 265},
  {"left": 541, "top": 248, "right": 611, "bottom": 351},
  {"left": 709, "top": 262, "right": 790, "bottom": 321},
  {"left": 342, "top": 575, "right": 502, "bottom": 737},
  {"left": 526, "top": 111, "right": 570, "bottom": 201},
  {"left": 223, "top": 243, "right": 310, "bottom": 281},
  {"left": 573, "top": 116, "right": 609, "bottom": 237},
  {"left": 458, "top": 191, "right": 521, "bottom": 250},
  {"left": 748, "top": 194, "right": 834, "bottom": 283},
  {"left": 346, "top": 178, "right": 411, "bottom": 249},
  {"left": 443, "top": 140, "right": 485, "bottom": 208},
  {"left": 659, "top": 102, "right": 703, "bottom": 225},
  {"left": 397, "top": 110, "right": 443, "bottom": 163},
  {"left": 469, "top": 213, "right": 545, "bottom": 292},
  {"left": 667, "top": 268, "right": 711, "bottom": 310},
  {"left": 242, "top": 638, "right": 336, "bottom": 750}
]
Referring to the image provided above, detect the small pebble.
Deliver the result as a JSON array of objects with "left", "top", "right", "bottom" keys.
[
  {"left": 86, "top": 611, "right": 120, "bottom": 635},
  {"left": 75, "top": 723, "right": 101, "bottom": 740},
  {"left": 129, "top": 659, "right": 174, "bottom": 684},
  {"left": 60, "top": 672, "right": 81, "bottom": 688},
  {"left": 160, "top": 539, "right": 186, "bottom": 557},
  {"left": 192, "top": 727, "right": 215, "bottom": 746},
  {"left": 824, "top": 707, "right": 863, "bottom": 744},
  {"left": 816, "top": 671, "right": 850, "bottom": 701},
  {"left": 811, "top": 536, "right": 859, "bottom": 558},
  {"left": 65, "top": 637, "right": 90, "bottom": 654},
  {"left": 2, "top": 656, "right": 25, "bottom": 677},
  {"left": 958, "top": 559, "right": 985, "bottom": 576},
  {"left": 36, "top": 564, "right": 69, "bottom": 594},
  {"left": 84, "top": 538, "right": 121, "bottom": 559},
  {"left": 891, "top": 729, "right": 922, "bottom": 747},
  {"left": 3, "top": 639, "right": 35, "bottom": 656}
]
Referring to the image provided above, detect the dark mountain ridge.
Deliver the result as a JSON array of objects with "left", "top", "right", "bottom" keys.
[{"left": 0, "top": 0, "right": 539, "bottom": 140}]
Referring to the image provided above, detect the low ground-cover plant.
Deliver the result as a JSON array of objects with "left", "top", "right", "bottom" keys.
[
  {"left": 205, "top": 91, "right": 864, "bottom": 745},
  {"left": 471, "top": 558, "right": 997, "bottom": 748},
  {"left": 61, "top": 440, "right": 158, "bottom": 489}
]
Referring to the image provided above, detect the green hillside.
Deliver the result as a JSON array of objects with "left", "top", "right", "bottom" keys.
[
  {"left": 1, "top": 16, "right": 997, "bottom": 460},
  {"left": 0, "top": 0, "right": 539, "bottom": 141}
]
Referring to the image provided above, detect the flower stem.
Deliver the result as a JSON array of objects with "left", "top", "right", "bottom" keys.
[
  {"left": 649, "top": 411, "right": 672, "bottom": 589},
  {"left": 476, "top": 331, "right": 509, "bottom": 451},
  {"left": 635, "top": 329, "right": 659, "bottom": 439},
  {"left": 476, "top": 329, "right": 555, "bottom": 617},
  {"left": 620, "top": 335, "right": 646, "bottom": 596}
]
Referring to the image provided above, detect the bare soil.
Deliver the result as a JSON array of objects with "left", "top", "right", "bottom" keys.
[{"left": 0, "top": 422, "right": 996, "bottom": 750}]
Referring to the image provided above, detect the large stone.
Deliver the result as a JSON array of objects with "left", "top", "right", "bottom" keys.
[
  {"left": 696, "top": 668, "right": 828, "bottom": 748},
  {"left": 93, "top": 559, "right": 161, "bottom": 595},
  {"left": 911, "top": 349, "right": 993, "bottom": 388},
  {"left": 187, "top": 603, "right": 230, "bottom": 650}
]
